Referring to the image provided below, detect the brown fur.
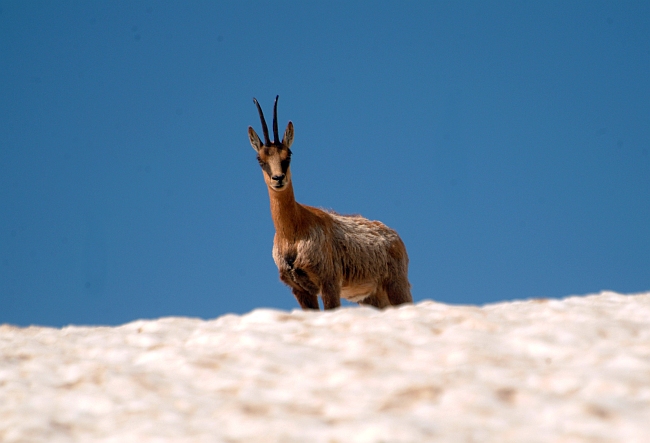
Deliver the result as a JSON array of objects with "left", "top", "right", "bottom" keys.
[{"left": 248, "top": 97, "right": 412, "bottom": 310}]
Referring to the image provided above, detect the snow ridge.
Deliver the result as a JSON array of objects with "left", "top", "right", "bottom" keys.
[{"left": 1, "top": 291, "right": 649, "bottom": 442}]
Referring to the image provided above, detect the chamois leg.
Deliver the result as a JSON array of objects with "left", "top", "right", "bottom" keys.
[
  {"left": 320, "top": 282, "right": 341, "bottom": 310},
  {"left": 291, "top": 288, "right": 320, "bottom": 310},
  {"left": 280, "top": 269, "right": 320, "bottom": 310},
  {"left": 360, "top": 288, "right": 390, "bottom": 309},
  {"left": 384, "top": 277, "right": 413, "bottom": 306}
]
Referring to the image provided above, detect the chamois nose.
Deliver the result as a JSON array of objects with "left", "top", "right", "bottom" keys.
[{"left": 271, "top": 174, "right": 285, "bottom": 182}]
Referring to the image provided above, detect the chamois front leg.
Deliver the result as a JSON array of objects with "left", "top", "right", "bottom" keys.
[
  {"left": 291, "top": 288, "right": 320, "bottom": 310},
  {"left": 321, "top": 281, "right": 342, "bottom": 310},
  {"left": 279, "top": 268, "right": 320, "bottom": 310}
]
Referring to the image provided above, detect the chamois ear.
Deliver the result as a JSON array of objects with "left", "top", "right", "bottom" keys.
[
  {"left": 283, "top": 121, "right": 294, "bottom": 149},
  {"left": 248, "top": 126, "right": 263, "bottom": 152}
]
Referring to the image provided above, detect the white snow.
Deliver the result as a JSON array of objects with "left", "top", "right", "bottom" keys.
[{"left": 1, "top": 291, "right": 650, "bottom": 442}]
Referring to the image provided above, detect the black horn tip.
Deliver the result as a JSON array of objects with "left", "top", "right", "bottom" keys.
[
  {"left": 273, "top": 95, "right": 280, "bottom": 144},
  {"left": 253, "top": 97, "right": 271, "bottom": 146}
]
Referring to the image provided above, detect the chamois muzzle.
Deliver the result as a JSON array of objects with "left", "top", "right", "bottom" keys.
[{"left": 271, "top": 173, "right": 287, "bottom": 189}]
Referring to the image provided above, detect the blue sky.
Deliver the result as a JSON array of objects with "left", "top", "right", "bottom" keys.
[{"left": 1, "top": 1, "right": 648, "bottom": 327}]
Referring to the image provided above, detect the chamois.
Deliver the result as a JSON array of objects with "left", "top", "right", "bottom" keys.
[{"left": 247, "top": 96, "right": 412, "bottom": 310}]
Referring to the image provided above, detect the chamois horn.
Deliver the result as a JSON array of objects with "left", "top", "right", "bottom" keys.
[
  {"left": 253, "top": 98, "right": 271, "bottom": 146},
  {"left": 273, "top": 95, "right": 280, "bottom": 145}
]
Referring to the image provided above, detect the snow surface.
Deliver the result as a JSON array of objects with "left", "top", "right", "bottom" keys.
[{"left": 1, "top": 291, "right": 650, "bottom": 443}]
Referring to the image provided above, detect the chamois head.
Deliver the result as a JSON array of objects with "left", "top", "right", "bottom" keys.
[{"left": 248, "top": 96, "right": 294, "bottom": 192}]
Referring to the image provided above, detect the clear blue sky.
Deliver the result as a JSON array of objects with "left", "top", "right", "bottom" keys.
[{"left": 1, "top": 2, "right": 648, "bottom": 327}]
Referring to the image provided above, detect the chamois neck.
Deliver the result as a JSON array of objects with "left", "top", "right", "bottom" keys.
[{"left": 268, "top": 181, "right": 304, "bottom": 239}]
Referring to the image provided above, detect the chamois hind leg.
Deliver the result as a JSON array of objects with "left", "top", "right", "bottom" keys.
[
  {"left": 384, "top": 277, "right": 412, "bottom": 306},
  {"left": 359, "top": 287, "right": 390, "bottom": 309}
]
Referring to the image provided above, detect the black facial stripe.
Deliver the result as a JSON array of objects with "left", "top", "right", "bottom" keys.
[
  {"left": 280, "top": 159, "right": 290, "bottom": 174},
  {"left": 257, "top": 155, "right": 272, "bottom": 176},
  {"left": 257, "top": 148, "right": 291, "bottom": 176},
  {"left": 281, "top": 149, "right": 292, "bottom": 174}
]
